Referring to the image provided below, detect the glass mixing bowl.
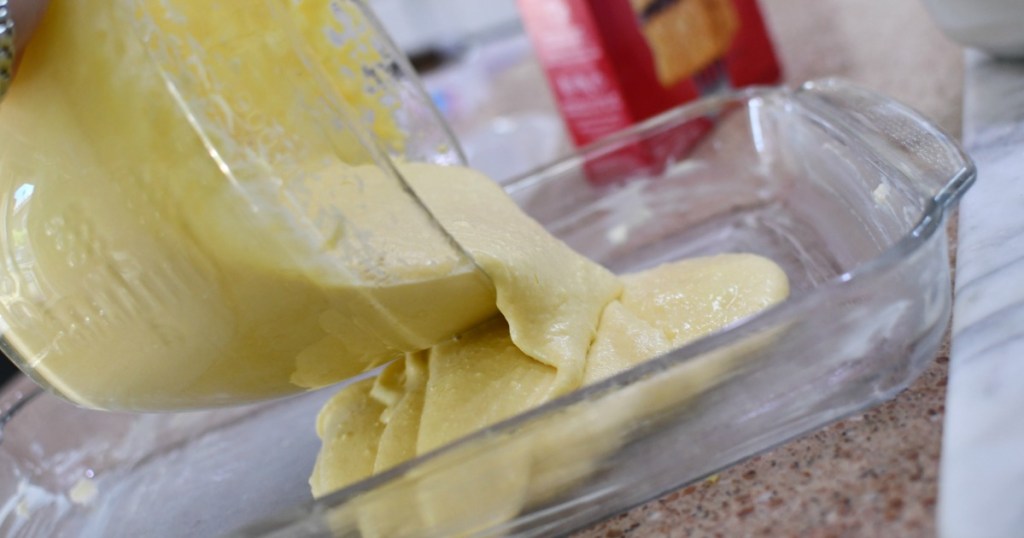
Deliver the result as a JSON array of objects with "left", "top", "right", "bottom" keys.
[
  {"left": 0, "top": 0, "right": 490, "bottom": 411},
  {"left": 0, "top": 79, "right": 973, "bottom": 536}
]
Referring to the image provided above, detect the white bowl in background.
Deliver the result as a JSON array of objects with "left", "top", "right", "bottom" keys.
[{"left": 923, "top": 0, "right": 1024, "bottom": 58}]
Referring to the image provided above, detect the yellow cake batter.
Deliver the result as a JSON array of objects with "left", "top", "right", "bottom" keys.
[{"left": 309, "top": 238, "right": 789, "bottom": 497}]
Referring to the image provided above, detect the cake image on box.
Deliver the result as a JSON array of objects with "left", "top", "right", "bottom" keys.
[
  {"left": 517, "top": 0, "right": 780, "bottom": 176},
  {"left": 631, "top": 0, "right": 740, "bottom": 87}
]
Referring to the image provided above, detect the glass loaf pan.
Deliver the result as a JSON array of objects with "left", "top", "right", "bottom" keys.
[{"left": 0, "top": 79, "right": 974, "bottom": 537}]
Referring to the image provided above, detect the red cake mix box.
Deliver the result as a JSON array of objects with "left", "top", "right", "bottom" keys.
[{"left": 518, "top": 0, "right": 780, "bottom": 183}]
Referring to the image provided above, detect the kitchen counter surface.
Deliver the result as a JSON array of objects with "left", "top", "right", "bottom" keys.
[
  {"left": 576, "top": 0, "right": 965, "bottom": 536},
  {"left": 938, "top": 52, "right": 1024, "bottom": 538}
]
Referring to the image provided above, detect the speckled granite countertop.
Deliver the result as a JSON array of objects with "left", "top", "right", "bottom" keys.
[{"left": 576, "top": 0, "right": 965, "bottom": 536}]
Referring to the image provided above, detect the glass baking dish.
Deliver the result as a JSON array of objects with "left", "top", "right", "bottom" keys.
[{"left": 0, "top": 79, "right": 973, "bottom": 537}]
